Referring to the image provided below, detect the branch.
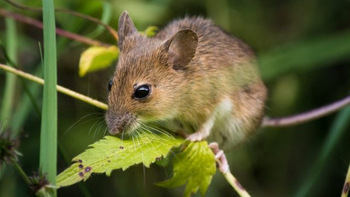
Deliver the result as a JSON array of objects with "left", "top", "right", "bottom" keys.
[
  {"left": 0, "top": 8, "right": 109, "bottom": 46},
  {"left": 262, "top": 95, "right": 350, "bottom": 127},
  {"left": 0, "top": 63, "right": 108, "bottom": 110},
  {"left": 4, "top": 0, "right": 118, "bottom": 41}
]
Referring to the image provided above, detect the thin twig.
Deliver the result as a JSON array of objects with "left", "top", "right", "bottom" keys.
[
  {"left": 209, "top": 142, "right": 251, "bottom": 197},
  {"left": 223, "top": 171, "right": 251, "bottom": 197},
  {"left": 262, "top": 95, "right": 350, "bottom": 127},
  {"left": 4, "top": 0, "right": 119, "bottom": 41},
  {"left": 0, "top": 63, "right": 108, "bottom": 110},
  {"left": 0, "top": 8, "right": 109, "bottom": 46}
]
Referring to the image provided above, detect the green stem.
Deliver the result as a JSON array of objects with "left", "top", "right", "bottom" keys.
[
  {"left": 13, "top": 162, "right": 31, "bottom": 186},
  {"left": 223, "top": 171, "right": 251, "bottom": 197},
  {"left": 0, "top": 63, "right": 108, "bottom": 110}
]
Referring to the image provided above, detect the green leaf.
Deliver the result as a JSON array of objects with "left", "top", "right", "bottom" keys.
[
  {"left": 56, "top": 132, "right": 183, "bottom": 188},
  {"left": 157, "top": 141, "right": 216, "bottom": 197},
  {"left": 78, "top": 45, "right": 119, "bottom": 77},
  {"left": 140, "top": 26, "right": 159, "bottom": 37}
]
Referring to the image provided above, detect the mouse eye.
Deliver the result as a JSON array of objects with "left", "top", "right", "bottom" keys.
[
  {"left": 108, "top": 80, "right": 113, "bottom": 92},
  {"left": 133, "top": 84, "right": 151, "bottom": 100}
]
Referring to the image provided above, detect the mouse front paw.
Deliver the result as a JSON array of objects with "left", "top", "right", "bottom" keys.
[{"left": 186, "top": 131, "right": 206, "bottom": 142}]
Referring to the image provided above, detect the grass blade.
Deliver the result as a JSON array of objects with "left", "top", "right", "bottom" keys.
[
  {"left": 294, "top": 106, "right": 350, "bottom": 197},
  {"left": 40, "top": 0, "right": 58, "bottom": 192},
  {"left": 0, "top": 5, "right": 18, "bottom": 130}
]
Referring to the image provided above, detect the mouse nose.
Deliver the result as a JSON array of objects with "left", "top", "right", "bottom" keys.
[
  {"left": 112, "top": 121, "right": 127, "bottom": 135},
  {"left": 105, "top": 111, "right": 134, "bottom": 135}
]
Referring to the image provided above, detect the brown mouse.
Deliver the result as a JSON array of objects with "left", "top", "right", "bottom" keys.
[{"left": 106, "top": 11, "right": 267, "bottom": 152}]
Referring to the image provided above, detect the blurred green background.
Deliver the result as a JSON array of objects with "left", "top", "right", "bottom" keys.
[{"left": 0, "top": 0, "right": 350, "bottom": 196}]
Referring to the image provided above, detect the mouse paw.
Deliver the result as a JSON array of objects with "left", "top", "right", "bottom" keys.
[
  {"left": 186, "top": 132, "right": 206, "bottom": 142},
  {"left": 209, "top": 142, "right": 230, "bottom": 173}
]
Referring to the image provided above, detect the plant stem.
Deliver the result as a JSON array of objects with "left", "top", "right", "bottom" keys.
[
  {"left": 262, "top": 95, "right": 350, "bottom": 127},
  {"left": 222, "top": 171, "right": 251, "bottom": 197},
  {"left": 0, "top": 63, "right": 108, "bottom": 110},
  {"left": 0, "top": 8, "right": 109, "bottom": 47},
  {"left": 341, "top": 165, "right": 350, "bottom": 197},
  {"left": 13, "top": 162, "right": 31, "bottom": 186}
]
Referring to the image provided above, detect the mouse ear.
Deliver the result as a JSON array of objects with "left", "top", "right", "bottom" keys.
[
  {"left": 164, "top": 29, "right": 198, "bottom": 70},
  {"left": 118, "top": 11, "right": 138, "bottom": 51}
]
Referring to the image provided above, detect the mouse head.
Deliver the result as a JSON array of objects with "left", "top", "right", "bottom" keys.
[{"left": 105, "top": 11, "right": 198, "bottom": 135}]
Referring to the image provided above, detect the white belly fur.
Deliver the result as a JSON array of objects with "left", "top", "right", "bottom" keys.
[
  {"left": 157, "top": 97, "right": 247, "bottom": 150},
  {"left": 207, "top": 97, "right": 247, "bottom": 150}
]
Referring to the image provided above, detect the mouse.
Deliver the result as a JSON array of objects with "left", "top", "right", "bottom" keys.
[{"left": 106, "top": 11, "right": 267, "bottom": 156}]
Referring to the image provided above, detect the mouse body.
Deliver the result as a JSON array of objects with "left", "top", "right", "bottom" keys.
[{"left": 106, "top": 11, "right": 267, "bottom": 150}]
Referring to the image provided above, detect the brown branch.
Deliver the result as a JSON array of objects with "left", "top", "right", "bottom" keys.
[
  {"left": 4, "top": 0, "right": 119, "bottom": 42},
  {"left": 0, "top": 8, "right": 109, "bottom": 46},
  {"left": 262, "top": 95, "right": 350, "bottom": 127}
]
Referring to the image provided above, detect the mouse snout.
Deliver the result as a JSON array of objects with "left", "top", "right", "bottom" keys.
[{"left": 105, "top": 111, "right": 135, "bottom": 135}]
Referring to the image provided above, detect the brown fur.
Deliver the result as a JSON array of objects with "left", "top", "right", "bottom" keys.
[{"left": 106, "top": 11, "right": 267, "bottom": 150}]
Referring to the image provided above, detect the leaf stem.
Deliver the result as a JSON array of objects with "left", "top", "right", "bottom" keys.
[
  {"left": 262, "top": 95, "right": 350, "bottom": 127},
  {"left": 222, "top": 171, "right": 251, "bottom": 197},
  {"left": 0, "top": 8, "right": 109, "bottom": 46},
  {"left": 0, "top": 63, "right": 108, "bottom": 110}
]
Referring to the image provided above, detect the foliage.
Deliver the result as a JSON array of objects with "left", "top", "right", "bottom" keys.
[
  {"left": 157, "top": 141, "right": 216, "bottom": 197},
  {"left": 79, "top": 45, "right": 119, "bottom": 77},
  {"left": 57, "top": 132, "right": 216, "bottom": 196},
  {"left": 57, "top": 132, "right": 183, "bottom": 187},
  {"left": 0, "top": 0, "right": 349, "bottom": 197},
  {"left": 78, "top": 26, "right": 157, "bottom": 77}
]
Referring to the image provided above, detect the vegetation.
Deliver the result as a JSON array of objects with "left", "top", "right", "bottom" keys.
[{"left": 0, "top": 0, "right": 350, "bottom": 196}]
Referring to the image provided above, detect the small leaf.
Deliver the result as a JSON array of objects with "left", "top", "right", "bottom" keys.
[
  {"left": 78, "top": 45, "right": 119, "bottom": 77},
  {"left": 157, "top": 141, "right": 216, "bottom": 197},
  {"left": 56, "top": 132, "right": 183, "bottom": 188},
  {"left": 140, "top": 26, "right": 159, "bottom": 37}
]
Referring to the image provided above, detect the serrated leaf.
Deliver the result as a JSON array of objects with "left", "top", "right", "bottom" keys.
[
  {"left": 157, "top": 141, "right": 216, "bottom": 197},
  {"left": 56, "top": 132, "right": 183, "bottom": 188},
  {"left": 78, "top": 45, "right": 119, "bottom": 77}
]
